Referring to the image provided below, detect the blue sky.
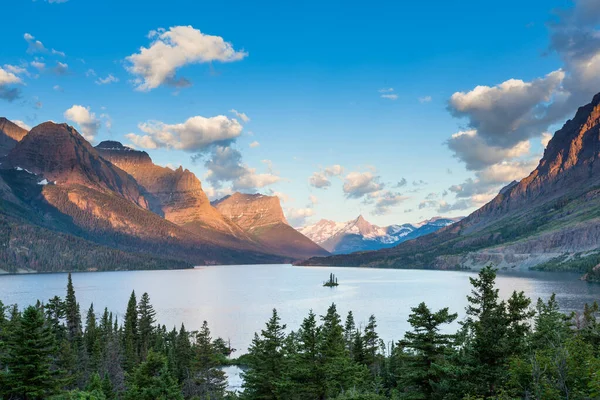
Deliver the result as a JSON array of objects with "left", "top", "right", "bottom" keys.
[{"left": 1, "top": 0, "right": 598, "bottom": 227}]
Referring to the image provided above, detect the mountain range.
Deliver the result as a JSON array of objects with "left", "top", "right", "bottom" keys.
[
  {"left": 301, "top": 93, "right": 600, "bottom": 282},
  {"left": 298, "top": 215, "right": 461, "bottom": 254},
  {"left": 0, "top": 120, "right": 328, "bottom": 273}
]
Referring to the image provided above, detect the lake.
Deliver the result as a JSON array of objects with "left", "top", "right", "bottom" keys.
[{"left": 1, "top": 264, "right": 599, "bottom": 355}]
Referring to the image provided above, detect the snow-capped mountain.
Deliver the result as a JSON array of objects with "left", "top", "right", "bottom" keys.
[{"left": 298, "top": 215, "right": 462, "bottom": 254}]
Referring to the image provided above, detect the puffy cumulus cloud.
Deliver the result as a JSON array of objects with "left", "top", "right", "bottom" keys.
[
  {"left": 96, "top": 74, "right": 119, "bottom": 85},
  {"left": 343, "top": 171, "right": 383, "bottom": 199},
  {"left": 126, "top": 115, "right": 243, "bottom": 152},
  {"left": 444, "top": 160, "right": 537, "bottom": 213},
  {"left": 249, "top": 141, "right": 260, "bottom": 148},
  {"left": 541, "top": 132, "right": 553, "bottom": 147},
  {"left": 309, "top": 164, "right": 344, "bottom": 189},
  {"left": 229, "top": 109, "right": 250, "bottom": 123},
  {"left": 446, "top": 130, "right": 531, "bottom": 170},
  {"left": 286, "top": 207, "right": 316, "bottom": 227},
  {"left": 126, "top": 26, "right": 247, "bottom": 91},
  {"left": 31, "top": 61, "right": 45, "bottom": 71},
  {"left": 0, "top": 66, "right": 24, "bottom": 102},
  {"left": 203, "top": 145, "right": 281, "bottom": 191},
  {"left": 373, "top": 191, "right": 408, "bottom": 215},
  {"left": 13, "top": 120, "right": 31, "bottom": 131},
  {"left": 449, "top": 70, "right": 565, "bottom": 148},
  {"left": 52, "top": 62, "right": 69, "bottom": 75},
  {"left": 24, "top": 33, "right": 65, "bottom": 56},
  {"left": 64, "top": 105, "right": 101, "bottom": 141}
]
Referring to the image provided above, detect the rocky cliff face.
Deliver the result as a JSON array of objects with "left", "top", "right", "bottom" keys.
[
  {"left": 95, "top": 141, "right": 252, "bottom": 243},
  {"left": 0, "top": 118, "right": 28, "bottom": 156},
  {"left": 214, "top": 192, "right": 329, "bottom": 259},
  {"left": 3, "top": 123, "right": 149, "bottom": 208},
  {"left": 300, "top": 93, "right": 600, "bottom": 277}
]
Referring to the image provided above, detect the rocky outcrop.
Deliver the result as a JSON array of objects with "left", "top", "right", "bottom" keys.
[
  {"left": 95, "top": 142, "right": 254, "bottom": 245},
  {"left": 0, "top": 118, "right": 28, "bottom": 156},
  {"left": 214, "top": 192, "right": 329, "bottom": 259},
  {"left": 3, "top": 123, "right": 149, "bottom": 208}
]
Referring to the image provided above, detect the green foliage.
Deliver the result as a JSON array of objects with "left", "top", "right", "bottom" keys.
[{"left": 2, "top": 267, "right": 600, "bottom": 400}]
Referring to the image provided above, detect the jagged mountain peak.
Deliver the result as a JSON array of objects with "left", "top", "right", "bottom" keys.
[
  {"left": 3, "top": 121, "right": 148, "bottom": 207},
  {"left": 0, "top": 117, "right": 29, "bottom": 156}
]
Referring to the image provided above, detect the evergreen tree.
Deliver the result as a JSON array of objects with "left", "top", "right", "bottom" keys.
[
  {"left": 137, "top": 292, "right": 156, "bottom": 361},
  {"left": 124, "top": 350, "right": 183, "bottom": 400},
  {"left": 242, "top": 308, "right": 287, "bottom": 400},
  {"left": 364, "top": 314, "right": 380, "bottom": 372},
  {"left": 122, "top": 290, "right": 139, "bottom": 372},
  {"left": 184, "top": 321, "right": 227, "bottom": 399},
  {"left": 65, "top": 273, "right": 82, "bottom": 342},
  {"left": 85, "top": 303, "right": 101, "bottom": 372},
  {"left": 2, "top": 305, "right": 60, "bottom": 399},
  {"left": 344, "top": 311, "right": 357, "bottom": 355},
  {"left": 397, "top": 302, "right": 457, "bottom": 399}
]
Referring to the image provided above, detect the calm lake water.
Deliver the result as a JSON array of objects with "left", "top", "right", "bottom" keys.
[{"left": 1, "top": 264, "right": 600, "bottom": 354}]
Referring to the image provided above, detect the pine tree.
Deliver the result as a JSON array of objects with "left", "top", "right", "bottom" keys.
[
  {"left": 171, "top": 324, "right": 192, "bottom": 382},
  {"left": 242, "top": 308, "right": 287, "bottom": 399},
  {"left": 461, "top": 265, "right": 510, "bottom": 397},
  {"left": 122, "top": 290, "right": 139, "bottom": 372},
  {"left": 344, "top": 311, "right": 356, "bottom": 355},
  {"left": 397, "top": 302, "right": 457, "bottom": 399},
  {"left": 85, "top": 303, "right": 101, "bottom": 371},
  {"left": 184, "top": 321, "right": 227, "bottom": 399},
  {"left": 137, "top": 292, "right": 156, "bottom": 361},
  {"left": 65, "top": 273, "right": 82, "bottom": 342},
  {"left": 2, "top": 305, "right": 60, "bottom": 399},
  {"left": 124, "top": 350, "right": 183, "bottom": 400},
  {"left": 364, "top": 314, "right": 380, "bottom": 372}
]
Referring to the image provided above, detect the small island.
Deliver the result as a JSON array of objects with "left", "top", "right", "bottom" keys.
[{"left": 323, "top": 273, "right": 339, "bottom": 287}]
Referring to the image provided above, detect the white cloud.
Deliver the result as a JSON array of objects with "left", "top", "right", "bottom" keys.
[
  {"left": 53, "top": 85, "right": 63, "bottom": 92},
  {"left": 381, "top": 94, "right": 398, "bottom": 100},
  {"left": 24, "top": 33, "right": 65, "bottom": 56},
  {"left": 13, "top": 120, "right": 31, "bottom": 131},
  {"left": 541, "top": 132, "right": 553, "bottom": 147},
  {"left": 378, "top": 88, "right": 394, "bottom": 93},
  {"left": 53, "top": 62, "right": 69, "bottom": 75},
  {"left": 309, "top": 194, "right": 318, "bottom": 205},
  {"left": 0, "top": 66, "right": 24, "bottom": 102},
  {"left": 96, "top": 74, "right": 119, "bottom": 85},
  {"left": 373, "top": 191, "right": 408, "bottom": 215},
  {"left": 249, "top": 141, "right": 260, "bottom": 148},
  {"left": 125, "top": 25, "right": 248, "bottom": 91},
  {"left": 449, "top": 70, "right": 565, "bottom": 148},
  {"left": 0, "top": 67, "right": 23, "bottom": 86},
  {"left": 286, "top": 207, "right": 315, "bottom": 227},
  {"left": 203, "top": 145, "right": 281, "bottom": 191},
  {"left": 64, "top": 105, "right": 101, "bottom": 141},
  {"left": 419, "top": 96, "right": 432, "bottom": 103},
  {"left": 230, "top": 109, "right": 250, "bottom": 123},
  {"left": 309, "top": 164, "right": 344, "bottom": 189},
  {"left": 343, "top": 171, "right": 383, "bottom": 199},
  {"left": 85, "top": 69, "right": 97, "bottom": 77},
  {"left": 126, "top": 115, "right": 243, "bottom": 152},
  {"left": 446, "top": 130, "right": 531, "bottom": 170},
  {"left": 31, "top": 61, "right": 45, "bottom": 71}
]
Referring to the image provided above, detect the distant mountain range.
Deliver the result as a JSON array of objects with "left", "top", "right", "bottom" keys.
[
  {"left": 301, "top": 93, "right": 600, "bottom": 282},
  {"left": 298, "top": 215, "right": 461, "bottom": 254},
  {"left": 0, "top": 121, "right": 328, "bottom": 273}
]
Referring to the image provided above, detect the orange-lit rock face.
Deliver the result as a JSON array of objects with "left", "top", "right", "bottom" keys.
[
  {"left": 0, "top": 117, "right": 29, "bottom": 156},
  {"left": 3, "top": 123, "right": 149, "bottom": 209},
  {"left": 96, "top": 142, "right": 249, "bottom": 238},
  {"left": 213, "top": 192, "right": 288, "bottom": 232}
]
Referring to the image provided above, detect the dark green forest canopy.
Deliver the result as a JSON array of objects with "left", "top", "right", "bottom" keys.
[{"left": 1, "top": 266, "right": 600, "bottom": 399}]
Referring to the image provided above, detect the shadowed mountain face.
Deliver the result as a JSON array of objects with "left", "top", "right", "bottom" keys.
[
  {"left": 0, "top": 117, "right": 28, "bottom": 156},
  {"left": 299, "top": 215, "right": 461, "bottom": 254},
  {"left": 0, "top": 122, "right": 287, "bottom": 272},
  {"left": 95, "top": 141, "right": 256, "bottom": 248},
  {"left": 301, "top": 93, "right": 600, "bottom": 278},
  {"left": 213, "top": 192, "right": 330, "bottom": 259}
]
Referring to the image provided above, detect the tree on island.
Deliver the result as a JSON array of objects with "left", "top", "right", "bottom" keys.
[{"left": 324, "top": 273, "right": 339, "bottom": 287}]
